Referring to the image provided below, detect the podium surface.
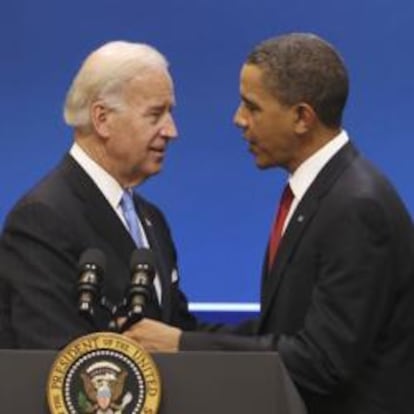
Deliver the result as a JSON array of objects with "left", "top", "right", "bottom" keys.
[{"left": 0, "top": 350, "right": 306, "bottom": 413}]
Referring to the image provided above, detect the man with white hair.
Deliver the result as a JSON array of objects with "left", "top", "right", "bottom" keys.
[{"left": 0, "top": 41, "right": 196, "bottom": 349}]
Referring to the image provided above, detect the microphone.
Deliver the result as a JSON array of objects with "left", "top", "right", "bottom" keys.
[
  {"left": 77, "top": 248, "right": 106, "bottom": 317},
  {"left": 125, "top": 248, "right": 156, "bottom": 323}
]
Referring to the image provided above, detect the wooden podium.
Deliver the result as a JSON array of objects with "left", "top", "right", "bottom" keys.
[{"left": 0, "top": 350, "right": 307, "bottom": 413}]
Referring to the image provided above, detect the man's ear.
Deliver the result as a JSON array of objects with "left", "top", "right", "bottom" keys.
[
  {"left": 293, "top": 102, "right": 317, "bottom": 134},
  {"left": 90, "top": 101, "right": 112, "bottom": 138}
]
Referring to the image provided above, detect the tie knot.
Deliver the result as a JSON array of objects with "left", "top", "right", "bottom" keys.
[
  {"left": 281, "top": 184, "right": 294, "bottom": 205},
  {"left": 121, "top": 190, "right": 135, "bottom": 212},
  {"left": 120, "top": 189, "right": 144, "bottom": 247}
]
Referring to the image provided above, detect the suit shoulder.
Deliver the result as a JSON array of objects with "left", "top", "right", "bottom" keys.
[
  {"left": 342, "top": 157, "right": 409, "bottom": 213},
  {"left": 4, "top": 158, "right": 80, "bottom": 227}
]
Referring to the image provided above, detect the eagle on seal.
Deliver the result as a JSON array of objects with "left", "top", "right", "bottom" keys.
[{"left": 79, "top": 367, "right": 132, "bottom": 413}]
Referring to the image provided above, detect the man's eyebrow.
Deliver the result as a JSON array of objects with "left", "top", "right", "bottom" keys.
[
  {"left": 147, "top": 103, "right": 175, "bottom": 112},
  {"left": 241, "top": 94, "right": 260, "bottom": 109}
]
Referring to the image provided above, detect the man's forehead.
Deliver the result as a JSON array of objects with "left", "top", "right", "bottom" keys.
[
  {"left": 127, "top": 72, "right": 175, "bottom": 102},
  {"left": 131, "top": 67, "right": 173, "bottom": 85},
  {"left": 240, "top": 64, "right": 264, "bottom": 85}
]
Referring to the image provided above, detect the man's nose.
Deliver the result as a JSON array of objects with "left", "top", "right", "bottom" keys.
[
  {"left": 233, "top": 104, "right": 247, "bottom": 129},
  {"left": 161, "top": 113, "right": 178, "bottom": 139}
]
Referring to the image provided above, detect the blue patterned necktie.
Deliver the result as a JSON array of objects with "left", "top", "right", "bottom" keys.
[{"left": 120, "top": 190, "right": 144, "bottom": 247}]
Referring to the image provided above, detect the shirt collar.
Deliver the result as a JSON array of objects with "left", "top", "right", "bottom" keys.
[
  {"left": 289, "top": 130, "right": 349, "bottom": 201},
  {"left": 69, "top": 142, "right": 124, "bottom": 209}
]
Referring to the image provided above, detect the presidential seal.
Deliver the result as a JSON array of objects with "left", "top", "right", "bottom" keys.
[{"left": 47, "top": 332, "right": 161, "bottom": 414}]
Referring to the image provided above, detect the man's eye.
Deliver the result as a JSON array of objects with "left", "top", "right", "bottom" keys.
[
  {"left": 149, "top": 112, "right": 162, "bottom": 122},
  {"left": 244, "top": 101, "right": 259, "bottom": 112}
]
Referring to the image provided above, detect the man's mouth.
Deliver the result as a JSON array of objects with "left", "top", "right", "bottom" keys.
[
  {"left": 245, "top": 136, "right": 257, "bottom": 153},
  {"left": 150, "top": 147, "right": 166, "bottom": 154}
]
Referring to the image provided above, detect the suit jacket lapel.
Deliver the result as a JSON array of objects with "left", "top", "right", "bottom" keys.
[
  {"left": 60, "top": 154, "right": 135, "bottom": 266},
  {"left": 260, "top": 143, "right": 359, "bottom": 323},
  {"left": 260, "top": 196, "right": 319, "bottom": 318},
  {"left": 134, "top": 196, "right": 172, "bottom": 322}
]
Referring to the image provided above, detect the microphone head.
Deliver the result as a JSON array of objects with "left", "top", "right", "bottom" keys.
[
  {"left": 77, "top": 248, "right": 106, "bottom": 318},
  {"left": 129, "top": 248, "right": 156, "bottom": 272},
  {"left": 79, "top": 248, "right": 106, "bottom": 274},
  {"left": 126, "top": 248, "right": 156, "bottom": 322}
]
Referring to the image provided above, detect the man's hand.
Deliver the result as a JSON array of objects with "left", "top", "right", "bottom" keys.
[{"left": 122, "top": 318, "right": 182, "bottom": 352}]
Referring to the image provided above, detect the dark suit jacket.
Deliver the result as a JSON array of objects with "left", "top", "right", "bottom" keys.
[
  {"left": 0, "top": 154, "right": 196, "bottom": 349},
  {"left": 181, "top": 143, "right": 414, "bottom": 414}
]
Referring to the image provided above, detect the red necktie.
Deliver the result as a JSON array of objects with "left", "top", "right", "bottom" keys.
[{"left": 268, "top": 184, "right": 294, "bottom": 270}]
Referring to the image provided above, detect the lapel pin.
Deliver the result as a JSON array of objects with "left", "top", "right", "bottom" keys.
[
  {"left": 297, "top": 215, "right": 305, "bottom": 223},
  {"left": 145, "top": 218, "right": 152, "bottom": 227}
]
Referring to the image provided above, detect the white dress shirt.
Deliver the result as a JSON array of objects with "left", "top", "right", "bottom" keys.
[{"left": 284, "top": 130, "right": 349, "bottom": 232}]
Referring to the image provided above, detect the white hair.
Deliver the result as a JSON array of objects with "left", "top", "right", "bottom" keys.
[{"left": 63, "top": 41, "right": 169, "bottom": 130}]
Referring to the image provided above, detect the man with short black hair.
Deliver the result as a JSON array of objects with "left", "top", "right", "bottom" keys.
[{"left": 128, "top": 33, "right": 414, "bottom": 414}]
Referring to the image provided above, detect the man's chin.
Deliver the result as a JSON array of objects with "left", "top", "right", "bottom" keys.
[
  {"left": 254, "top": 157, "right": 273, "bottom": 170},
  {"left": 146, "top": 163, "right": 163, "bottom": 178},
  {"left": 127, "top": 164, "right": 162, "bottom": 186}
]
